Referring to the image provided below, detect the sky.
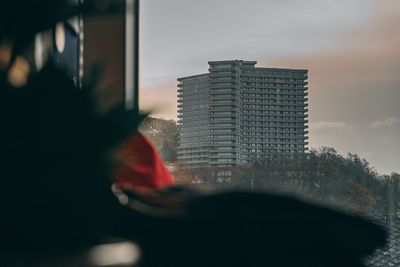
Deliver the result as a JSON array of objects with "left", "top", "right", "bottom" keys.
[{"left": 139, "top": 0, "right": 400, "bottom": 175}]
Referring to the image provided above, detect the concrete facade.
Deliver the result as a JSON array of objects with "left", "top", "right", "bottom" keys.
[{"left": 178, "top": 60, "right": 308, "bottom": 168}]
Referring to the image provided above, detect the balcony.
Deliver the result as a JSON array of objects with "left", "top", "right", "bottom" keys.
[
  {"left": 209, "top": 155, "right": 237, "bottom": 160},
  {"left": 210, "top": 114, "right": 238, "bottom": 119},
  {"left": 209, "top": 67, "right": 237, "bottom": 72},
  {"left": 241, "top": 106, "right": 308, "bottom": 113},
  {"left": 210, "top": 125, "right": 237, "bottom": 130},
  {"left": 211, "top": 72, "right": 237, "bottom": 78},
  {"left": 210, "top": 106, "right": 237, "bottom": 112},
  {"left": 209, "top": 142, "right": 237, "bottom": 147},
  {"left": 210, "top": 90, "right": 238, "bottom": 95},
  {"left": 210, "top": 83, "right": 237, "bottom": 89},
  {"left": 209, "top": 132, "right": 238, "bottom": 137},
  {"left": 210, "top": 79, "right": 237, "bottom": 84},
  {"left": 210, "top": 101, "right": 237, "bottom": 107}
]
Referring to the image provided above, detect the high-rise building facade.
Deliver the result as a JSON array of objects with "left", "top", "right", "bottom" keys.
[{"left": 177, "top": 60, "right": 308, "bottom": 168}]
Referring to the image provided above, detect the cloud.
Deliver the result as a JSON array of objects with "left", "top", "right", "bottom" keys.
[
  {"left": 141, "top": 0, "right": 372, "bottom": 86},
  {"left": 263, "top": 9, "right": 400, "bottom": 91},
  {"left": 370, "top": 117, "right": 400, "bottom": 128},
  {"left": 310, "top": 121, "right": 354, "bottom": 133},
  {"left": 261, "top": 1, "right": 400, "bottom": 127}
]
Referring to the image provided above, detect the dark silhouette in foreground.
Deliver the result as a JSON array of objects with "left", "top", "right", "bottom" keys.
[{"left": 0, "top": 1, "right": 386, "bottom": 266}]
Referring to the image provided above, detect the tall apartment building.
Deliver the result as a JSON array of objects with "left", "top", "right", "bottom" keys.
[{"left": 177, "top": 60, "right": 308, "bottom": 168}]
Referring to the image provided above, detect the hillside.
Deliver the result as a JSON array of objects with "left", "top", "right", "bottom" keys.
[
  {"left": 139, "top": 118, "right": 400, "bottom": 218},
  {"left": 139, "top": 117, "right": 178, "bottom": 162}
]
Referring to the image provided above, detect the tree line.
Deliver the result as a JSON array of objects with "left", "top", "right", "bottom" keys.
[{"left": 175, "top": 147, "right": 400, "bottom": 219}]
